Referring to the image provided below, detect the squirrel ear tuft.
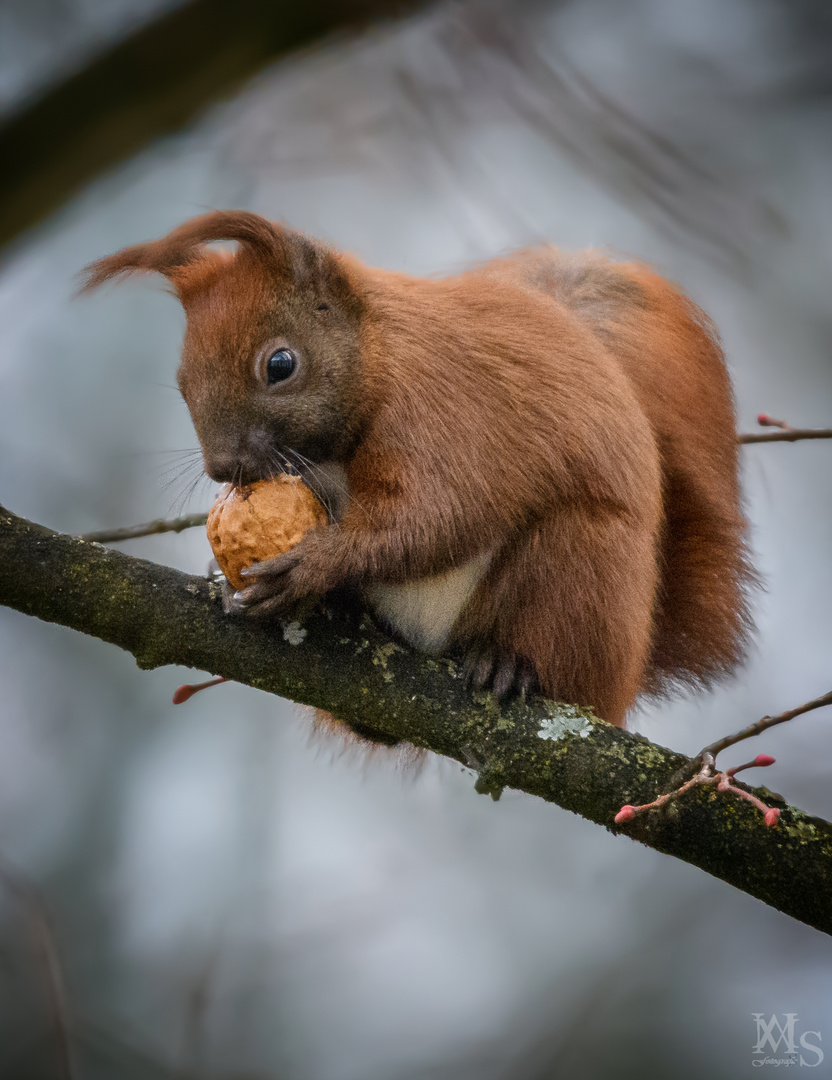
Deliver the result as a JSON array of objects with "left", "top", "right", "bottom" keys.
[
  {"left": 78, "top": 210, "right": 288, "bottom": 296},
  {"left": 285, "top": 233, "right": 363, "bottom": 315}
]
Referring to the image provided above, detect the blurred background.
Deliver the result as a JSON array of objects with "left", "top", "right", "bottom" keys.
[{"left": 1, "top": 0, "right": 831, "bottom": 1077}]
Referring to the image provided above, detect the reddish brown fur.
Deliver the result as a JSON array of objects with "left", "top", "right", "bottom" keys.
[{"left": 82, "top": 212, "right": 754, "bottom": 728}]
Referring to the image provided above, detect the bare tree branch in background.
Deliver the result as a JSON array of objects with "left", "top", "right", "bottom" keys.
[
  {"left": 0, "top": 0, "right": 433, "bottom": 251},
  {"left": 2, "top": 0, "right": 810, "bottom": 270},
  {"left": 218, "top": 0, "right": 787, "bottom": 271},
  {"left": 450, "top": 10, "right": 781, "bottom": 269}
]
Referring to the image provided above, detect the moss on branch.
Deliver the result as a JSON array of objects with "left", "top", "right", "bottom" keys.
[{"left": 1, "top": 502, "right": 831, "bottom": 935}]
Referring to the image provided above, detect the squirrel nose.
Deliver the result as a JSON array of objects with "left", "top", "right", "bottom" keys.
[
  {"left": 204, "top": 451, "right": 264, "bottom": 485},
  {"left": 203, "top": 453, "right": 239, "bottom": 484},
  {"left": 203, "top": 428, "right": 273, "bottom": 484}
]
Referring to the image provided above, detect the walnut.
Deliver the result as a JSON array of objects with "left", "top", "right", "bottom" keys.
[{"left": 206, "top": 475, "right": 327, "bottom": 590}]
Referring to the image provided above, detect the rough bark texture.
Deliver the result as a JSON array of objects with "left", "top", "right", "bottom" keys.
[{"left": 1, "top": 503, "right": 831, "bottom": 936}]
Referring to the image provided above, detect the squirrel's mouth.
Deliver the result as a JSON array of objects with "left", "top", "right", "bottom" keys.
[
  {"left": 199, "top": 416, "right": 342, "bottom": 487},
  {"left": 203, "top": 442, "right": 331, "bottom": 488},
  {"left": 201, "top": 428, "right": 303, "bottom": 486},
  {"left": 202, "top": 454, "right": 265, "bottom": 486}
]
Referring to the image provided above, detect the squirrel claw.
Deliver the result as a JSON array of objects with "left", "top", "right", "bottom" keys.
[
  {"left": 463, "top": 648, "right": 539, "bottom": 703},
  {"left": 221, "top": 579, "right": 247, "bottom": 614}
]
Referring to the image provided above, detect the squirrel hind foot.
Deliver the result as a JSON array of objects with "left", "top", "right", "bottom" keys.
[{"left": 462, "top": 647, "right": 539, "bottom": 703}]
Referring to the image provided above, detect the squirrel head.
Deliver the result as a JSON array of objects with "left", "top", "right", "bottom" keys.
[{"left": 82, "top": 211, "right": 366, "bottom": 483}]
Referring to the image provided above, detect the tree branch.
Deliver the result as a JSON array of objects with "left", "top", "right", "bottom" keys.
[{"left": 1, "top": 502, "right": 831, "bottom": 935}]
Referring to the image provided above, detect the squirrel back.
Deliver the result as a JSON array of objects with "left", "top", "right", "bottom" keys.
[{"left": 483, "top": 247, "right": 755, "bottom": 697}]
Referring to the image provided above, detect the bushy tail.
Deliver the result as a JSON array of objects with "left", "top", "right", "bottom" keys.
[{"left": 613, "top": 261, "right": 758, "bottom": 695}]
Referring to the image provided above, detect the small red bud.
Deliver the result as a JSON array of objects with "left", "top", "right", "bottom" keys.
[
  {"left": 172, "top": 676, "right": 226, "bottom": 705},
  {"left": 757, "top": 413, "right": 771, "bottom": 426},
  {"left": 754, "top": 754, "right": 776, "bottom": 768},
  {"left": 615, "top": 805, "right": 637, "bottom": 824},
  {"left": 764, "top": 807, "right": 780, "bottom": 827}
]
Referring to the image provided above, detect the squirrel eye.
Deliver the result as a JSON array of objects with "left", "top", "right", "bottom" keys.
[{"left": 266, "top": 348, "right": 296, "bottom": 385}]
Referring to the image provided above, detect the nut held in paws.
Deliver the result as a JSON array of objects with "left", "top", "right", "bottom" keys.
[{"left": 207, "top": 476, "right": 327, "bottom": 590}]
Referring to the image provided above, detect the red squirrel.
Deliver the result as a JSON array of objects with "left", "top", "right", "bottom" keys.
[{"left": 83, "top": 210, "right": 754, "bottom": 727}]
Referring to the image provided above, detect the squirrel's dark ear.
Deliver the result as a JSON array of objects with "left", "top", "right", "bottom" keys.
[
  {"left": 78, "top": 210, "right": 287, "bottom": 296},
  {"left": 285, "top": 233, "right": 363, "bottom": 315}
]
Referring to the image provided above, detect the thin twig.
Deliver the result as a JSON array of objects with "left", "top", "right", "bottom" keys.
[
  {"left": 700, "top": 689, "right": 832, "bottom": 760},
  {"left": 0, "top": 857, "right": 74, "bottom": 1080},
  {"left": 173, "top": 676, "right": 226, "bottom": 704},
  {"left": 738, "top": 428, "right": 832, "bottom": 444},
  {"left": 78, "top": 513, "right": 208, "bottom": 543},
  {"left": 615, "top": 753, "right": 782, "bottom": 827},
  {"left": 616, "top": 690, "right": 832, "bottom": 829}
]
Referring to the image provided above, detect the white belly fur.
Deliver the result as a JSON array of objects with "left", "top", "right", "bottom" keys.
[
  {"left": 365, "top": 551, "right": 494, "bottom": 654},
  {"left": 313, "top": 463, "right": 492, "bottom": 653}
]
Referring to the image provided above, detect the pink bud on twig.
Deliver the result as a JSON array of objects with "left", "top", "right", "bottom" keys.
[
  {"left": 757, "top": 413, "right": 790, "bottom": 429},
  {"left": 172, "top": 676, "right": 226, "bottom": 705},
  {"left": 764, "top": 807, "right": 780, "bottom": 827},
  {"left": 726, "top": 752, "right": 777, "bottom": 777},
  {"left": 614, "top": 805, "right": 637, "bottom": 824}
]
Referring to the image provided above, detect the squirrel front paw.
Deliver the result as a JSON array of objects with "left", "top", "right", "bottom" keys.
[{"left": 225, "top": 538, "right": 332, "bottom": 618}]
